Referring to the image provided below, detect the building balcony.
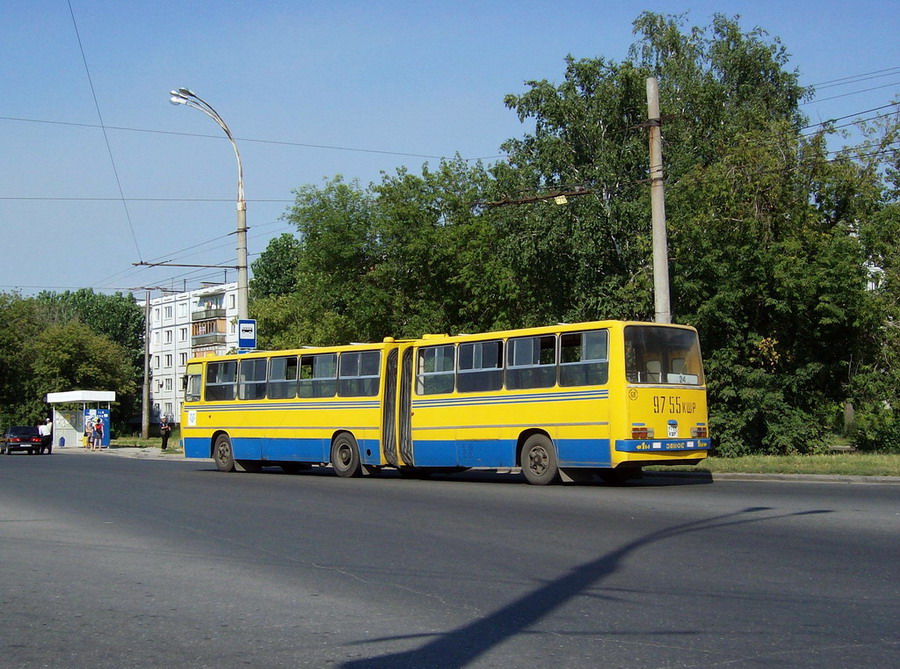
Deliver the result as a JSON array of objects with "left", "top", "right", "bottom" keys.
[
  {"left": 192, "top": 333, "right": 228, "bottom": 346},
  {"left": 192, "top": 308, "right": 226, "bottom": 320}
]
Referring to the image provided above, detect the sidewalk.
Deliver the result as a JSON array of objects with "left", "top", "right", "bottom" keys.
[{"left": 54, "top": 445, "right": 185, "bottom": 460}]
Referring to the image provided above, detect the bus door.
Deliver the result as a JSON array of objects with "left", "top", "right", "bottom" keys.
[
  {"left": 381, "top": 348, "right": 400, "bottom": 467},
  {"left": 397, "top": 346, "right": 415, "bottom": 466}
]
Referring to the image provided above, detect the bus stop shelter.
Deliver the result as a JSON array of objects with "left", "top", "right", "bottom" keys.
[{"left": 45, "top": 391, "right": 115, "bottom": 449}]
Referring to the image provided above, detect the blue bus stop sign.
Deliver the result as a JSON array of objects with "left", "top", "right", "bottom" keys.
[{"left": 238, "top": 319, "right": 257, "bottom": 350}]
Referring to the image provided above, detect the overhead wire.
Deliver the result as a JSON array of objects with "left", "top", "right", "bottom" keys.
[
  {"left": 4, "top": 59, "right": 897, "bottom": 294},
  {"left": 67, "top": 0, "right": 144, "bottom": 263}
]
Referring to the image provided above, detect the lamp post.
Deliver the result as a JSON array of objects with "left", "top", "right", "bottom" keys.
[{"left": 169, "top": 88, "right": 249, "bottom": 321}]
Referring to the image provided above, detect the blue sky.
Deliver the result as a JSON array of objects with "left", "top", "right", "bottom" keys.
[{"left": 1, "top": 0, "right": 898, "bottom": 298}]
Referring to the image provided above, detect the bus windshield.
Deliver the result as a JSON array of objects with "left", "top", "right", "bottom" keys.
[{"left": 624, "top": 326, "right": 704, "bottom": 385}]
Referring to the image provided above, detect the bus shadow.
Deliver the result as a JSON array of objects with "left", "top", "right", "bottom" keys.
[
  {"left": 219, "top": 465, "right": 715, "bottom": 487},
  {"left": 340, "top": 507, "right": 833, "bottom": 668}
]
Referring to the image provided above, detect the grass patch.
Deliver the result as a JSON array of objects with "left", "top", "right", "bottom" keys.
[
  {"left": 649, "top": 453, "right": 900, "bottom": 477},
  {"left": 110, "top": 429, "right": 183, "bottom": 454}
]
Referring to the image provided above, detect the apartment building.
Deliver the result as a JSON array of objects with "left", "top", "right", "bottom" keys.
[{"left": 143, "top": 282, "right": 239, "bottom": 424}]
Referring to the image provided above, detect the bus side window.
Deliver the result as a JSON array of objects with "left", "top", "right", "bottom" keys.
[
  {"left": 299, "top": 353, "right": 337, "bottom": 398},
  {"left": 559, "top": 330, "right": 609, "bottom": 387},
  {"left": 506, "top": 335, "right": 556, "bottom": 390},
  {"left": 239, "top": 358, "right": 268, "bottom": 400},
  {"left": 416, "top": 344, "right": 455, "bottom": 395},
  {"left": 457, "top": 340, "right": 503, "bottom": 393},
  {"left": 268, "top": 356, "right": 299, "bottom": 399},
  {"left": 338, "top": 351, "right": 380, "bottom": 397},
  {"left": 205, "top": 360, "right": 237, "bottom": 401}
]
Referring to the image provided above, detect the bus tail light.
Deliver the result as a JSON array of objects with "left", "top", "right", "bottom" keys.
[
  {"left": 632, "top": 426, "right": 654, "bottom": 439},
  {"left": 691, "top": 426, "right": 708, "bottom": 438}
]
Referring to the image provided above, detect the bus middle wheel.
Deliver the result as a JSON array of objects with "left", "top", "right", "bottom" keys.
[{"left": 331, "top": 433, "right": 362, "bottom": 478}]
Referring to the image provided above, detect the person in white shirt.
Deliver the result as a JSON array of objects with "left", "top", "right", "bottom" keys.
[{"left": 38, "top": 418, "right": 52, "bottom": 454}]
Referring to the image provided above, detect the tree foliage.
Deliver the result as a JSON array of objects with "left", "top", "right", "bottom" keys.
[
  {"left": 197, "top": 13, "right": 900, "bottom": 454},
  {"left": 0, "top": 290, "right": 143, "bottom": 431}
]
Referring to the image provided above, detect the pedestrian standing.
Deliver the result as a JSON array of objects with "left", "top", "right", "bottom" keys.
[
  {"left": 84, "top": 420, "right": 93, "bottom": 448},
  {"left": 160, "top": 416, "right": 172, "bottom": 451},
  {"left": 92, "top": 418, "right": 104, "bottom": 451},
  {"left": 38, "top": 418, "right": 52, "bottom": 454}
]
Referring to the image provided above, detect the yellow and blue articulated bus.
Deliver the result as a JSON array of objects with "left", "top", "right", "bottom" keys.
[{"left": 181, "top": 321, "right": 710, "bottom": 485}]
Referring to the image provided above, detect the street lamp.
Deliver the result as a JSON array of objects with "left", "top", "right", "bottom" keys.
[{"left": 169, "top": 88, "right": 249, "bottom": 321}]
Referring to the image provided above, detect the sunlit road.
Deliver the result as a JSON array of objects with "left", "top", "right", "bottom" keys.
[{"left": 1, "top": 451, "right": 897, "bottom": 668}]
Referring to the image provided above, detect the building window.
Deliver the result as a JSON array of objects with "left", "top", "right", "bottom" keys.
[
  {"left": 164, "top": 306, "right": 173, "bottom": 319},
  {"left": 165, "top": 378, "right": 173, "bottom": 391},
  {"left": 179, "top": 353, "right": 188, "bottom": 366},
  {"left": 153, "top": 308, "right": 160, "bottom": 322},
  {"left": 179, "top": 327, "right": 187, "bottom": 342},
  {"left": 229, "top": 294, "right": 236, "bottom": 309},
  {"left": 178, "top": 303, "right": 187, "bottom": 318},
  {"left": 154, "top": 355, "right": 160, "bottom": 369},
  {"left": 164, "top": 402, "right": 173, "bottom": 418},
  {"left": 164, "top": 329, "right": 173, "bottom": 344},
  {"left": 165, "top": 354, "right": 173, "bottom": 368}
]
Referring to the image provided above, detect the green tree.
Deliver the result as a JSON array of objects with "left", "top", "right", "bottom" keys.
[
  {"left": 0, "top": 290, "right": 144, "bottom": 431},
  {"left": 249, "top": 12, "right": 897, "bottom": 455},
  {"left": 250, "top": 233, "right": 302, "bottom": 300}
]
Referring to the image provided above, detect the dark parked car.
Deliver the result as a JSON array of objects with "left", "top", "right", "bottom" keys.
[{"left": 1, "top": 426, "right": 43, "bottom": 455}]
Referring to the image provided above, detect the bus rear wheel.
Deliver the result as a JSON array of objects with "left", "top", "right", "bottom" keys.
[
  {"left": 331, "top": 433, "right": 362, "bottom": 478},
  {"left": 213, "top": 434, "right": 236, "bottom": 472},
  {"left": 521, "top": 434, "right": 560, "bottom": 485}
]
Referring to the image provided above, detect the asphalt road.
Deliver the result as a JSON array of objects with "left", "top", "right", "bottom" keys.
[{"left": 1, "top": 451, "right": 898, "bottom": 668}]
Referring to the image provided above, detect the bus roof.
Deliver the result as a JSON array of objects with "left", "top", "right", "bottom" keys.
[{"left": 184, "top": 320, "right": 697, "bottom": 365}]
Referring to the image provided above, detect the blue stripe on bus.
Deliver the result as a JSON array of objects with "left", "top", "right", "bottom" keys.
[
  {"left": 413, "top": 389, "right": 608, "bottom": 409},
  {"left": 410, "top": 438, "right": 612, "bottom": 468},
  {"left": 184, "top": 435, "right": 382, "bottom": 465},
  {"left": 615, "top": 439, "right": 711, "bottom": 452},
  {"left": 187, "top": 435, "right": 614, "bottom": 469}
]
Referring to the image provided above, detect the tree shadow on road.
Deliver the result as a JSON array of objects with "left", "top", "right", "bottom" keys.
[{"left": 341, "top": 507, "right": 832, "bottom": 668}]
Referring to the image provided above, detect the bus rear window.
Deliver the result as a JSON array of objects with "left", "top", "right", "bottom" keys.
[{"left": 625, "top": 326, "right": 704, "bottom": 385}]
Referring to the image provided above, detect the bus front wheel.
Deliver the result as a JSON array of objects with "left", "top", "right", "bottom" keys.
[
  {"left": 331, "top": 433, "right": 362, "bottom": 478},
  {"left": 521, "top": 434, "right": 560, "bottom": 485},
  {"left": 213, "top": 434, "right": 236, "bottom": 473}
]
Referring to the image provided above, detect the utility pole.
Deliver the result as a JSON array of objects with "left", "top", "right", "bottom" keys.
[
  {"left": 647, "top": 77, "right": 671, "bottom": 324},
  {"left": 142, "top": 291, "right": 151, "bottom": 439}
]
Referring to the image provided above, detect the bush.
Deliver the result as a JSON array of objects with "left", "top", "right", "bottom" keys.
[{"left": 851, "top": 406, "right": 900, "bottom": 453}]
